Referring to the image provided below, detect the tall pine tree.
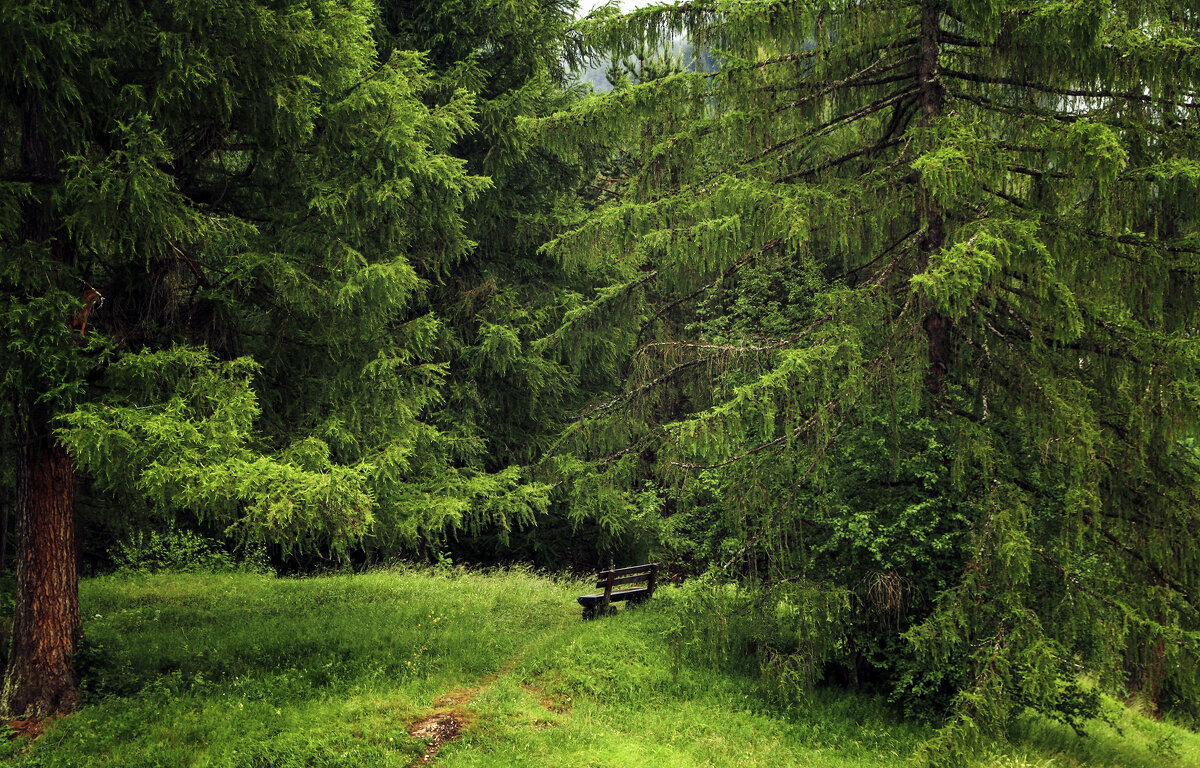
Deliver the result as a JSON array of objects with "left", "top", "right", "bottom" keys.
[
  {"left": 537, "top": 0, "right": 1200, "bottom": 758},
  {"left": 0, "top": 0, "right": 489, "bottom": 715}
]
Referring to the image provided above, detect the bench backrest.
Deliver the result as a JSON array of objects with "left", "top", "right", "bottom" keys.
[{"left": 595, "top": 563, "right": 659, "bottom": 596}]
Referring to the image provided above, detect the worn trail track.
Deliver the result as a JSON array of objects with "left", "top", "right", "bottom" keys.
[
  {"left": 405, "top": 644, "right": 573, "bottom": 766},
  {"left": 405, "top": 658, "right": 513, "bottom": 765},
  {"left": 406, "top": 683, "right": 488, "bottom": 765}
]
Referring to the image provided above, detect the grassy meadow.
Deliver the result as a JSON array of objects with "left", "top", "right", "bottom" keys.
[{"left": 0, "top": 567, "right": 1196, "bottom": 767}]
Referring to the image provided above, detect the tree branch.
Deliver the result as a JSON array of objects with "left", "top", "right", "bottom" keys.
[{"left": 942, "top": 69, "right": 1198, "bottom": 108}]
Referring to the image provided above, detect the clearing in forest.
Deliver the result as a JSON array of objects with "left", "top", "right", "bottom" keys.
[{"left": 0, "top": 568, "right": 1195, "bottom": 768}]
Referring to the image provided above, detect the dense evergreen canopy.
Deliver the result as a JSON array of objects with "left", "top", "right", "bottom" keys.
[
  {"left": 0, "top": 0, "right": 541, "bottom": 715},
  {"left": 2, "top": 0, "right": 1199, "bottom": 763},
  {"left": 534, "top": 0, "right": 1200, "bottom": 760}
]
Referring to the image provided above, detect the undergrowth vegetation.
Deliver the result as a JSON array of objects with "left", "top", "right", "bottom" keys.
[
  {"left": 107, "top": 527, "right": 270, "bottom": 576},
  {"left": 1, "top": 568, "right": 1196, "bottom": 768}
]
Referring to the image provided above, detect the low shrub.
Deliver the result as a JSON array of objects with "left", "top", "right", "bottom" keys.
[{"left": 109, "top": 527, "right": 268, "bottom": 575}]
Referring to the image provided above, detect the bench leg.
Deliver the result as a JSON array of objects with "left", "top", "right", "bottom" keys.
[{"left": 582, "top": 603, "right": 619, "bottom": 619}]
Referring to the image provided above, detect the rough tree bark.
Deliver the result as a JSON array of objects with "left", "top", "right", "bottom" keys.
[
  {"left": 0, "top": 91, "right": 82, "bottom": 718},
  {"left": 0, "top": 409, "right": 80, "bottom": 718}
]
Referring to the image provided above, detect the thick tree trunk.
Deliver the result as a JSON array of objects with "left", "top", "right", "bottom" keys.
[
  {"left": 1, "top": 490, "right": 9, "bottom": 575},
  {"left": 0, "top": 89, "right": 83, "bottom": 718},
  {"left": 917, "top": 1, "right": 950, "bottom": 403},
  {"left": 0, "top": 412, "right": 81, "bottom": 718}
]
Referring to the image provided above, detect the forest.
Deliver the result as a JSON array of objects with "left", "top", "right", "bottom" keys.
[{"left": 2, "top": 0, "right": 1199, "bottom": 766}]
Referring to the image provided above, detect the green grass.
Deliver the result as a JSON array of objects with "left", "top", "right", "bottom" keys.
[{"left": 1, "top": 568, "right": 1197, "bottom": 768}]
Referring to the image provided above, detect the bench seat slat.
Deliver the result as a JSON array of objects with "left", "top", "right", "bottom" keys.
[{"left": 578, "top": 588, "right": 651, "bottom": 607}]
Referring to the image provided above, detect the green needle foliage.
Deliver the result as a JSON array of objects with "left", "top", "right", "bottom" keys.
[
  {"left": 0, "top": 0, "right": 564, "bottom": 561},
  {"left": 0, "top": 0, "right": 547, "bottom": 713},
  {"left": 370, "top": 0, "right": 638, "bottom": 564},
  {"left": 533, "top": 0, "right": 1200, "bottom": 762}
]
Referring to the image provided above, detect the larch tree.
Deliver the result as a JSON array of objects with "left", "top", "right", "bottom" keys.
[
  {"left": 535, "top": 0, "right": 1200, "bottom": 760},
  {"left": 0, "top": 0, "right": 489, "bottom": 716}
]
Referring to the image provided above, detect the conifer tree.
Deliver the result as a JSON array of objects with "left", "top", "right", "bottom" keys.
[
  {"left": 368, "top": 0, "right": 623, "bottom": 563},
  {"left": 376, "top": 0, "right": 591, "bottom": 473},
  {"left": 0, "top": 0, "right": 487, "bottom": 715},
  {"left": 537, "top": 0, "right": 1200, "bottom": 758}
]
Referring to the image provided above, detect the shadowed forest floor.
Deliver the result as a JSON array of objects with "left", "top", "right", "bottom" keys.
[{"left": 0, "top": 568, "right": 1196, "bottom": 768}]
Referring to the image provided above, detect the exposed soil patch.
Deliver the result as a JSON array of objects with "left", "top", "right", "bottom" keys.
[
  {"left": 432, "top": 689, "right": 478, "bottom": 707},
  {"left": 407, "top": 685, "right": 484, "bottom": 765},
  {"left": 6, "top": 717, "right": 46, "bottom": 740},
  {"left": 408, "top": 712, "right": 467, "bottom": 765},
  {"left": 406, "top": 657, "right": 528, "bottom": 765}
]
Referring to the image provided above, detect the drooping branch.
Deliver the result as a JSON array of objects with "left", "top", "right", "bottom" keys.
[
  {"left": 580, "top": 247, "right": 906, "bottom": 436},
  {"left": 1095, "top": 527, "right": 1198, "bottom": 611},
  {"left": 942, "top": 69, "right": 1199, "bottom": 109},
  {"left": 806, "top": 85, "right": 921, "bottom": 142},
  {"left": 669, "top": 397, "right": 841, "bottom": 470},
  {"left": 667, "top": 303, "right": 912, "bottom": 473},
  {"left": 634, "top": 238, "right": 781, "bottom": 349},
  {"left": 834, "top": 227, "right": 919, "bottom": 283},
  {"left": 936, "top": 29, "right": 990, "bottom": 48},
  {"left": 947, "top": 88, "right": 1081, "bottom": 123}
]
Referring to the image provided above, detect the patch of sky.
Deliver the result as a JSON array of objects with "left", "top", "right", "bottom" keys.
[{"left": 572, "top": 1, "right": 704, "bottom": 92}]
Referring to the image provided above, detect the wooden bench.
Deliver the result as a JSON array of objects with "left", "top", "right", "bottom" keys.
[{"left": 577, "top": 563, "right": 659, "bottom": 619}]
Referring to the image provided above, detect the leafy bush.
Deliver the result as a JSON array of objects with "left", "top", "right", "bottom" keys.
[
  {"left": 665, "top": 576, "right": 851, "bottom": 703},
  {"left": 109, "top": 527, "right": 268, "bottom": 575}
]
